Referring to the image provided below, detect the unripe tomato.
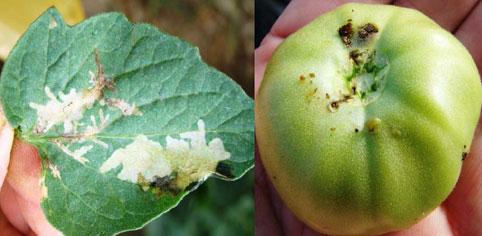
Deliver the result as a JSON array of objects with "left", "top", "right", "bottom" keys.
[{"left": 256, "top": 3, "right": 482, "bottom": 235}]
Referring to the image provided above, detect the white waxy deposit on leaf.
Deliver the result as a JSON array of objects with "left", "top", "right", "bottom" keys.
[{"left": 99, "top": 119, "right": 230, "bottom": 189}]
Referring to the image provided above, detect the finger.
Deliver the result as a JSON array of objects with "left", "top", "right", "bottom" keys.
[
  {"left": 270, "top": 0, "right": 392, "bottom": 39},
  {"left": 4, "top": 139, "right": 60, "bottom": 235},
  {"left": 14, "top": 190, "right": 61, "bottom": 236},
  {"left": 6, "top": 139, "right": 43, "bottom": 205},
  {"left": 255, "top": 150, "right": 284, "bottom": 236},
  {"left": 444, "top": 117, "right": 482, "bottom": 235},
  {"left": 0, "top": 118, "right": 14, "bottom": 187},
  {"left": 0, "top": 210, "right": 23, "bottom": 236},
  {"left": 255, "top": 36, "right": 283, "bottom": 95},
  {"left": 0, "top": 182, "right": 30, "bottom": 234},
  {"left": 259, "top": 148, "right": 310, "bottom": 236},
  {"left": 384, "top": 207, "right": 452, "bottom": 236},
  {"left": 454, "top": 0, "right": 482, "bottom": 74},
  {"left": 393, "top": 0, "right": 478, "bottom": 32}
]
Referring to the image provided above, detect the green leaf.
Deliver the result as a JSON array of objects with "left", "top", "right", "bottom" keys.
[{"left": 0, "top": 8, "right": 253, "bottom": 236}]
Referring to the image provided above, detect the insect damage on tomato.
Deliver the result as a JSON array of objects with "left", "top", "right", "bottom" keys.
[
  {"left": 358, "top": 23, "right": 378, "bottom": 39},
  {"left": 338, "top": 20, "right": 379, "bottom": 47},
  {"left": 338, "top": 20, "right": 354, "bottom": 46},
  {"left": 328, "top": 20, "right": 388, "bottom": 111}
]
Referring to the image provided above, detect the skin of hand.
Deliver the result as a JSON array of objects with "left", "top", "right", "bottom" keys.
[
  {"left": 0, "top": 110, "right": 61, "bottom": 235},
  {"left": 255, "top": 0, "right": 482, "bottom": 235}
]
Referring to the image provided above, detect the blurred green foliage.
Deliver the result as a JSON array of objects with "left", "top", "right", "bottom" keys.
[
  {"left": 84, "top": 0, "right": 254, "bottom": 97},
  {"left": 82, "top": 1, "right": 255, "bottom": 235},
  {"left": 144, "top": 172, "right": 254, "bottom": 236}
]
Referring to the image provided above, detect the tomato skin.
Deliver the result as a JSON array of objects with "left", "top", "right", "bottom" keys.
[{"left": 256, "top": 3, "right": 482, "bottom": 235}]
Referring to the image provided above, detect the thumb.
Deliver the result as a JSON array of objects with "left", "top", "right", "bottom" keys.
[{"left": 0, "top": 112, "right": 14, "bottom": 187}]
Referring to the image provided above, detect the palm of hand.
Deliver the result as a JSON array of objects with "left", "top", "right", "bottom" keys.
[{"left": 255, "top": 1, "right": 482, "bottom": 235}]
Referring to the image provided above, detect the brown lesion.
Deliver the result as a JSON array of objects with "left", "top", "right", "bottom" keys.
[
  {"left": 215, "top": 161, "right": 234, "bottom": 179},
  {"left": 93, "top": 50, "right": 115, "bottom": 93},
  {"left": 150, "top": 173, "right": 181, "bottom": 194},
  {"left": 328, "top": 94, "right": 354, "bottom": 112},
  {"left": 138, "top": 172, "right": 182, "bottom": 197},
  {"left": 349, "top": 49, "right": 363, "bottom": 65},
  {"left": 298, "top": 73, "right": 316, "bottom": 83},
  {"left": 338, "top": 20, "right": 379, "bottom": 47},
  {"left": 338, "top": 22, "right": 354, "bottom": 46},
  {"left": 358, "top": 23, "right": 379, "bottom": 40}
]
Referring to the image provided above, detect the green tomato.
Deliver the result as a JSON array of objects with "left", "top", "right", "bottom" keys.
[{"left": 256, "top": 3, "right": 482, "bottom": 235}]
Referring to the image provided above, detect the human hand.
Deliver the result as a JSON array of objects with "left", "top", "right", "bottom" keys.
[
  {"left": 255, "top": 0, "right": 482, "bottom": 235},
  {"left": 0, "top": 110, "right": 61, "bottom": 235}
]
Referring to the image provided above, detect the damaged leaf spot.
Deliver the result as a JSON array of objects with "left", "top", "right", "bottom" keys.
[
  {"left": 99, "top": 119, "right": 230, "bottom": 192},
  {"left": 215, "top": 162, "right": 234, "bottom": 178},
  {"left": 29, "top": 52, "right": 108, "bottom": 134},
  {"left": 48, "top": 163, "right": 61, "bottom": 179},
  {"left": 150, "top": 173, "right": 181, "bottom": 195},
  {"left": 49, "top": 16, "right": 58, "bottom": 29},
  {"left": 104, "top": 98, "right": 143, "bottom": 116},
  {"left": 54, "top": 141, "right": 92, "bottom": 164}
]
